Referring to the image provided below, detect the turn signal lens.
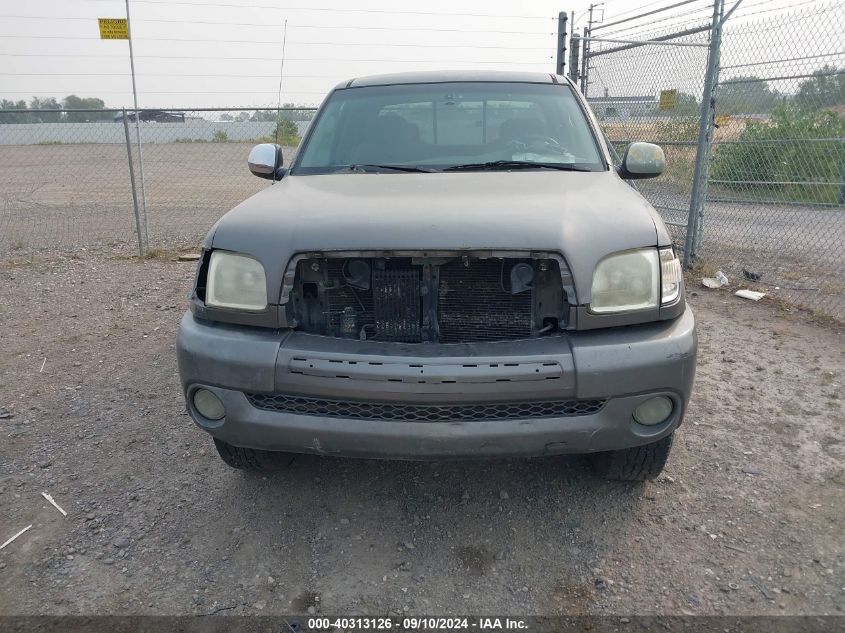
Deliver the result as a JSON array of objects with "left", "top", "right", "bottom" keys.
[{"left": 659, "top": 247, "right": 683, "bottom": 305}]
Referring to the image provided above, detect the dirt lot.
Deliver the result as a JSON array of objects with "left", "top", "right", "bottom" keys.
[
  {"left": 0, "top": 142, "right": 291, "bottom": 255},
  {"left": 0, "top": 253, "right": 842, "bottom": 616}
]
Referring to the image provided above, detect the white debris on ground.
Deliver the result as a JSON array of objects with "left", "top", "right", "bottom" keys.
[
  {"left": 41, "top": 492, "right": 67, "bottom": 517},
  {"left": 735, "top": 289, "right": 767, "bottom": 301},
  {"left": 702, "top": 271, "right": 729, "bottom": 289},
  {"left": 0, "top": 525, "right": 33, "bottom": 550}
]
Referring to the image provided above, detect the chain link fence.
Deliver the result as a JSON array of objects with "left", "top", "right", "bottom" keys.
[
  {"left": 574, "top": 6, "right": 713, "bottom": 249},
  {"left": 702, "top": 1, "right": 845, "bottom": 317},
  {"left": 0, "top": 107, "right": 315, "bottom": 257},
  {"left": 581, "top": 0, "right": 845, "bottom": 320}
]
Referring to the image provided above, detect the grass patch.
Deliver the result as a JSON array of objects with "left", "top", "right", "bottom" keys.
[{"left": 711, "top": 105, "right": 845, "bottom": 205}]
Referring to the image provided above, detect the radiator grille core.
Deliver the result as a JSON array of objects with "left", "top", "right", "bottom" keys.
[
  {"left": 372, "top": 268, "right": 421, "bottom": 342},
  {"left": 438, "top": 259, "right": 533, "bottom": 343}
]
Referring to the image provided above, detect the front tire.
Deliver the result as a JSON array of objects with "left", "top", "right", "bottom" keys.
[
  {"left": 213, "top": 438, "right": 294, "bottom": 473},
  {"left": 588, "top": 433, "right": 674, "bottom": 481}
]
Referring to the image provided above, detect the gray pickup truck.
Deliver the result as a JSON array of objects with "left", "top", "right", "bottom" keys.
[{"left": 177, "top": 71, "right": 697, "bottom": 480}]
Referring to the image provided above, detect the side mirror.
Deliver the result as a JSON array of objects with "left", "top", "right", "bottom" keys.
[
  {"left": 248, "top": 143, "right": 284, "bottom": 180},
  {"left": 618, "top": 142, "right": 665, "bottom": 180}
]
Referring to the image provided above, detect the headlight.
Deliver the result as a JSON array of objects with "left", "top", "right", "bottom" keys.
[
  {"left": 659, "top": 246, "right": 683, "bottom": 305},
  {"left": 206, "top": 251, "right": 267, "bottom": 311},
  {"left": 590, "top": 248, "right": 659, "bottom": 313}
]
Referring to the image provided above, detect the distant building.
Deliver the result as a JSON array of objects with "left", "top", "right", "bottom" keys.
[
  {"left": 587, "top": 95, "right": 657, "bottom": 120},
  {"left": 114, "top": 110, "right": 186, "bottom": 123}
]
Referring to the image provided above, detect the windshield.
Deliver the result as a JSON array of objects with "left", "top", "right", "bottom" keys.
[{"left": 293, "top": 82, "right": 606, "bottom": 174}]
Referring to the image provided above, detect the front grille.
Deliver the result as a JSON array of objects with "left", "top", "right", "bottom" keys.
[
  {"left": 438, "top": 259, "right": 532, "bottom": 343},
  {"left": 246, "top": 393, "right": 606, "bottom": 422},
  {"left": 294, "top": 255, "right": 567, "bottom": 344}
]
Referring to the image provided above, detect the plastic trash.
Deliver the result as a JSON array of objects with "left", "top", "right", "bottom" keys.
[{"left": 702, "top": 270, "right": 729, "bottom": 289}]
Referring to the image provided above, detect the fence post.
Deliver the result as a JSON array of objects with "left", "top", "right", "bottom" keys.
[
  {"left": 839, "top": 159, "right": 845, "bottom": 205},
  {"left": 556, "top": 12, "right": 568, "bottom": 76},
  {"left": 131, "top": 111, "right": 150, "bottom": 249},
  {"left": 568, "top": 32, "right": 580, "bottom": 83},
  {"left": 683, "top": 0, "right": 724, "bottom": 267},
  {"left": 122, "top": 108, "right": 145, "bottom": 256},
  {"left": 580, "top": 27, "right": 590, "bottom": 96}
]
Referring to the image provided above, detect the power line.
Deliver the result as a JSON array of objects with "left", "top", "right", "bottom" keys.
[
  {"left": 0, "top": 15, "right": 546, "bottom": 46},
  {"left": 0, "top": 3, "right": 557, "bottom": 20},
  {"left": 0, "top": 73, "right": 367, "bottom": 77},
  {"left": 0, "top": 90, "right": 332, "bottom": 94},
  {"left": 0, "top": 53, "right": 552, "bottom": 63},
  {"left": 0, "top": 23, "right": 555, "bottom": 38}
]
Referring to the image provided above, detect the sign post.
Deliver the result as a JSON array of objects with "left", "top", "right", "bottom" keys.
[{"left": 98, "top": 4, "right": 149, "bottom": 252}]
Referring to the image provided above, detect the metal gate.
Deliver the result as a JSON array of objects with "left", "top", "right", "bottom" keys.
[{"left": 572, "top": 0, "right": 720, "bottom": 265}]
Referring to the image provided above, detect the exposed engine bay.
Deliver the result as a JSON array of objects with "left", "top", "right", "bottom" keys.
[{"left": 287, "top": 253, "right": 571, "bottom": 343}]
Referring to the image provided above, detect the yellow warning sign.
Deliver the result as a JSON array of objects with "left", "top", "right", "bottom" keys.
[
  {"left": 98, "top": 18, "right": 129, "bottom": 40},
  {"left": 658, "top": 89, "right": 678, "bottom": 110}
]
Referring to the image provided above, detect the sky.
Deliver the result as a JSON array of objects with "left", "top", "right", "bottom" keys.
[{"left": 0, "top": 0, "right": 838, "bottom": 110}]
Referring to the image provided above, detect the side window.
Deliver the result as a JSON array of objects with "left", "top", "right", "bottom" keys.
[{"left": 300, "top": 102, "right": 342, "bottom": 166}]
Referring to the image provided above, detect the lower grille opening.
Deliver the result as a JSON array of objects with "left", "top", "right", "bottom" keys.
[
  {"left": 288, "top": 254, "right": 569, "bottom": 344},
  {"left": 246, "top": 393, "right": 606, "bottom": 422}
]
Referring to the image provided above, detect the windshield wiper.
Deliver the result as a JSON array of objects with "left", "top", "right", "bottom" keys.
[
  {"left": 444, "top": 160, "right": 593, "bottom": 172},
  {"left": 345, "top": 163, "right": 436, "bottom": 173}
]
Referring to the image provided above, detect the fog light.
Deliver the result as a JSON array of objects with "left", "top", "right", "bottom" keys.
[
  {"left": 193, "top": 388, "right": 225, "bottom": 420},
  {"left": 633, "top": 396, "right": 673, "bottom": 426}
]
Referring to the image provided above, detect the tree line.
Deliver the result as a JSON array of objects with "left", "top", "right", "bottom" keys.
[
  {"left": 219, "top": 104, "right": 315, "bottom": 122},
  {"left": 655, "top": 65, "right": 844, "bottom": 117},
  {"left": 0, "top": 95, "right": 114, "bottom": 123},
  {"left": 0, "top": 98, "right": 315, "bottom": 124}
]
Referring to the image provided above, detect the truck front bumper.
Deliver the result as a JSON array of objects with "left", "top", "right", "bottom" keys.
[{"left": 176, "top": 307, "right": 696, "bottom": 459}]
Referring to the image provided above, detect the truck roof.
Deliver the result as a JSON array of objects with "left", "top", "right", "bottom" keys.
[{"left": 335, "top": 70, "right": 566, "bottom": 90}]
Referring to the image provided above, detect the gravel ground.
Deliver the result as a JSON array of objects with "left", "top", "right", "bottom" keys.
[{"left": 0, "top": 253, "right": 843, "bottom": 616}]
